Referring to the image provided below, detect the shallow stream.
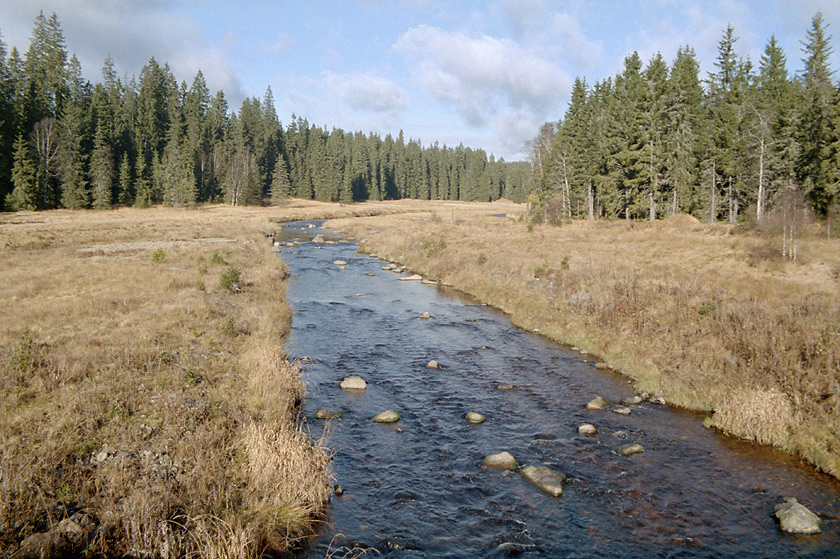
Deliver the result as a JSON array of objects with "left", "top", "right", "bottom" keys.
[{"left": 279, "top": 221, "right": 840, "bottom": 558}]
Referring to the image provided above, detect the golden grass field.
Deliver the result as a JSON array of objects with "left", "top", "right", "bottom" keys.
[
  {"left": 0, "top": 201, "right": 402, "bottom": 557},
  {"left": 1, "top": 198, "right": 839, "bottom": 557},
  {"left": 327, "top": 201, "right": 840, "bottom": 479}
]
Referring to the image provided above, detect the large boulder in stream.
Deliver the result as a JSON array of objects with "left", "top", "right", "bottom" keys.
[
  {"left": 483, "top": 452, "right": 518, "bottom": 470},
  {"left": 340, "top": 376, "right": 367, "bottom": 391},
  {"left": 520, "top": 465, "right": 566, "bottom": 497},
  {"left": 774, "top": 498, "right": 821, "bottom": 534}
]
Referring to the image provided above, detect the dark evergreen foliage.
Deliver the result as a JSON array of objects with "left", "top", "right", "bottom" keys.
[
  {"left": 530, "top": 13, "right": 840, "bottom": 222},
  {"left": 0, "top": 12, "right": 526, "bottom": 211}
]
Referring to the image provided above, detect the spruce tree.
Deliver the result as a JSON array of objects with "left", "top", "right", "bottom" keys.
[
  {"left": 269, "top": 152, "right": 292, "bottom": 205},
  {"left": 797, "top": 12, "right": 837, "bottom": 215},
  {"left": 7, "top": 133, "right": 38, "bottom": 210},
  {"left": 90, "top": 125, "right": 115, "bottom": 209}
]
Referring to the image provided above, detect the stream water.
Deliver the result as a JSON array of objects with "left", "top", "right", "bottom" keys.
[{"left": 279, "top": 221, "right": 840, "bottom": 558}]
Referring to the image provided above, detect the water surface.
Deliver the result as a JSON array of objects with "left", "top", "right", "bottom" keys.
[{"left": 279, "top": 221, "right": 840, "bottom": 558}]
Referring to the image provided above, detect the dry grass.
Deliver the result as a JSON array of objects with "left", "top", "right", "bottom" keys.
[
  {"left": 0, "top": 201, "right": 393, "bottom": 557},
  {"left": 327, "top": 206, "right": 840, "bottom": 478}
]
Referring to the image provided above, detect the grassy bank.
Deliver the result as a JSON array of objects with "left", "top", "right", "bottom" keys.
[
  {"left": 327, "top": 203, "right": 840, "bottom": 479},
  {"left": 0, "top": 202, "right": 368, "bottom": 557}
]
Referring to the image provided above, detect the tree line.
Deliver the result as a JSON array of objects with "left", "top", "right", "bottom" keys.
[
  {"left": 0, "top": 12, "right": 528, "bottom": 212},
  {"left": 528, "top": 13, "right": 839, "bottom": 226}
]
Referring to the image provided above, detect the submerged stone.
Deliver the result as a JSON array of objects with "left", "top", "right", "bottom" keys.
[
  {"left": 520, "top": 465, "right": 566, "bottom": 497},
  {"left": 314, "top": 409, "right": 345, "bottom": 420},
  {"left": 578, "top": 423, "right": 597, "bottom": 435},
  {"left": 619, "top": 443, "right": 645, "bottom": 456},
  {"left": 340, "top": 376, "right": 367, "bottom": 390},
  {"left": 483, "top": 451, "right": 518, "bottom": 470},
  {"left": 373, "top": 410, "right": 400, "bottom": 423},
  {"left": 774, "top": 498, "right": 821, "bottom": 534},
  {"left": 586, "top": 396, "right": 608, "bottom": 410},
  {"left": 465, "top": 412, "right": 486, "bottom": 424}
]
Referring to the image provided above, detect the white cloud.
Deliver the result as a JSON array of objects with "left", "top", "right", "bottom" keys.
[
  {"left": 394, "top": 25, "right": 568, "bottom": 125},
  {"left": 323, "top": 70, "right": 408, "bottom": 113}
]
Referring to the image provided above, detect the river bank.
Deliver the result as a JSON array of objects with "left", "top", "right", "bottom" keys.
[
  {"left": 0, "top": 203, "right": 359, "bottom": 557},
  {"left": 326, "top": 204, "right": 840, "bottom": 479}
]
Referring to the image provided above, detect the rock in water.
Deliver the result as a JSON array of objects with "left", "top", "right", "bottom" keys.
[
  {"left": 774, "top": 498, "right": 821, "bottom": 534},
  {"left": 483, "top": 451, "right": 518, "bottom": 470},
  {"left": 340, "top": 376, "right": 367, "bottom": 390},
  {"left": 586, "top": 396, "right": 608, "bottom": 410},
  {"left": 312, "top": 235, "right": 325, "bottom": 243},
  {"left": 399, "top": 274, "right": 423, "bottom": 281},
  {"left": 426, "top": 360, "right": 440, "bottom": 369},
  {"left": 373, "top": 410, "right": 400, "bottom": 423},
  {"left": 314, "top": 409, "right": 345, "bottom": 420},
  {"left": 520, "top": 465, "right": 566, "bottom": 497},
  {"left": 418, "top": 311, "right": 431, "bottom": 319},
  {"left": 578, "top": 423, "right": 597, "bottom": 435},
  {"left": 612, "top": 406, "right": 632, "bottom": 415},
  {"left": 619, "top": 443, "right": 645, "bottom": 456},
  {"left": 465, "top": 412, "right": 486, "bottom": 424},
  {"left": 333, "top": 260, "right": 347, "bottom": 266},
  {"left": 623, "top": 395, "right": 644, "bottom": 405}
]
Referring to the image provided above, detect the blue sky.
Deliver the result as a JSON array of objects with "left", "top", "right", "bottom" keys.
[{"left": 1, "top": 1, "right": 839, "bottom": 160}]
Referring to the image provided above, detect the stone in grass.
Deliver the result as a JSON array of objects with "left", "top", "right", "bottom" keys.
[
  {"left": 373, "top": 410, "right": 400, "bottom": 423},
  {"left": 483, "top": 451, "right": 518, "bottom": 470},
  {"left": 465, "top": 412, "right": 486, "bottom": 424},
  {"left": 619, "top": 443, "right": 645, "bottom": 456},
  {"left": 585, "top": 396, "right": 608, "bottom": 410},
  {"left": 520, "top": 465, "right": 566, "bottom": 497},
  {"left": 774, "top": 498, "right": 821, "bottom": 534},
  {"left": 314, "top": 409, "right": 345, "bottom": 420},
  {"left": 578, "top": 423, "right": 597, "bottom": 435},
  {"left": 340, "top": 376, "right": 367, "bottom": 390}
]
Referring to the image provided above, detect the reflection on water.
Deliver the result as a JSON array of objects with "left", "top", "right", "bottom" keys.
[{"left": 279, "top": 222, "right": 840, "bottom": 558}]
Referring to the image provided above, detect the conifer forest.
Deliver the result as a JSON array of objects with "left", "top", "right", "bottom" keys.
[
  {"left": 528, "top": 12, "right": 840, "bottom": 226},
  {"left": 0, "top": 12, "right": 529, "bottom": 212}
]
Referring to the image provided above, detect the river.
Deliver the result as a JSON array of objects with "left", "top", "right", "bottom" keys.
[{"left": 278, "top": 221, "right": 840, "bottom": 559}]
